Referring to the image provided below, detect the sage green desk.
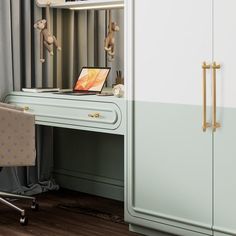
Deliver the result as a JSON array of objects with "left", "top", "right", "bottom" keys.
[
  {"left": 5, "top": 92, "right": 125, "bottom": 135},
  {"left": 4, "top": 92, "right": 125, "bottom": 200}
]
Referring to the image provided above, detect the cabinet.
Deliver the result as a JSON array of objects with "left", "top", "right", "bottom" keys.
[
  {"left": 125, "top": 0, "right": 236, "bottom": 235},
  {"left": 213, "top": 1, "right": 236, "bottom": 235}
]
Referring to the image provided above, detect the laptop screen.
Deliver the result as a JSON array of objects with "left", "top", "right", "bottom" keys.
[{"left": 74, "top": 67, "right": 110, "bottom": 92}]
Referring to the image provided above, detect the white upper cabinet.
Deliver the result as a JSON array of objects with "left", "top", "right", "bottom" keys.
[
  {"left": 214, "top": 0, "right": 236, "bottom": 109},
  {"left": 134, "top": 0, "right": 212, "bottom": 106}
]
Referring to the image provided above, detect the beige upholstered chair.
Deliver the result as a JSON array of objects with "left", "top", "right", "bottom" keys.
[{"left": 0, "top": 103, "right": 38, "bottom": 225}]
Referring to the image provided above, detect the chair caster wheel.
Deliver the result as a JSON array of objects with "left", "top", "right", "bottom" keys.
[
  {"left": 31, "top": 202, "right": 39, "bottom": 211},
  {"left": 20, "top": 216, "right": 28, "bottom": 226}
]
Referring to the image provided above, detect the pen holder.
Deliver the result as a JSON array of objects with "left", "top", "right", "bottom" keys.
[{"left": 115, "top": 76, "right": 124, "bottom": 85}]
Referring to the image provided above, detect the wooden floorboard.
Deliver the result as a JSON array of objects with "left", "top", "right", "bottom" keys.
[{"left": 0, "top": 189, "right": 140, "bottom": 236}]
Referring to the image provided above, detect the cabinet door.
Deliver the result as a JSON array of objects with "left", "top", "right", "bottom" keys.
[
  {"left": 214, "top": 1, "right": 236, "bottom": 235},
  {"left": 126, "top": 0, "right": 213, "bottom": 234}
]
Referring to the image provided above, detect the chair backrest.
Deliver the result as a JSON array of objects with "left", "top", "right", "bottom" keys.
[
  {"left": 0, "top": 102, "right": 24, "bottom": 111},
  {"left": 0, "top": 103, "right": 36, "bottom": 167}
]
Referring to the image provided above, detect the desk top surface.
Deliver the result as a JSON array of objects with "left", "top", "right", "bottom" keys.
[{"left": 6, "top": 91, "right": 125, "bottom": 104}]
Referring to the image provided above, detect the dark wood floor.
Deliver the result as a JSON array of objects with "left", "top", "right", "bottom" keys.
[{"left": 0, "top": 189, "right": 140, "bottom": 236}]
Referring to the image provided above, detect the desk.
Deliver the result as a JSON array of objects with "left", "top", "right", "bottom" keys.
[
  {"left": 5, "top": 92, "right": 125, "bottom": 135},
  {"left": 5, "top": 92, "right": 125, "bottom": 200}
]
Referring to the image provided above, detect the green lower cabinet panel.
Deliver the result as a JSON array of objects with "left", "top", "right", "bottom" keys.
[{"left": 126, "top": 101, "right": 213, "bottom": 236}]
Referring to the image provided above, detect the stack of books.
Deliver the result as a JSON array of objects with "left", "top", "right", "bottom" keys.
[{"left": 22, "top": 88, "right": 60, "bottom": 93}]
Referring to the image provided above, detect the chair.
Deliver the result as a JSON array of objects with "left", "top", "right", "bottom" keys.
[{"left": 0, "top": 103, "right": 39, "bottom": 225}]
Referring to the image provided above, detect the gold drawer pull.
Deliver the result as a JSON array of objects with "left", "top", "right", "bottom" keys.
[
  {"left": 88, "top": 112, "right": 100, "bottom": 118},
  {"left": 23, "top": 106, "right": 30, "bottom": 111}
]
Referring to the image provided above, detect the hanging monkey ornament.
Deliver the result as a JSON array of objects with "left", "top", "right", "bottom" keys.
[
  {"left": 34, "top": 1, "right": 61, "bottom": 63},
  {"left": 104, "top": 10, "right": 120, "bottom": 61}
]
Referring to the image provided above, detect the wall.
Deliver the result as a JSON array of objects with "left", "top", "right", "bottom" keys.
[{"left": 53, "top": 128, "right": 124, "bottom": 201}]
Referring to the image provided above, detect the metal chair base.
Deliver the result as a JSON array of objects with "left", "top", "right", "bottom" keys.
[{"left": 0, "top": 191, "right": 38, "bottom": 225}]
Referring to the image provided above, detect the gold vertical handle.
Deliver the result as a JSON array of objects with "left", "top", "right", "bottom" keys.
[
  {"left": 212, "top": 62, "right": 221, "bottom": 132},
  {"left": 202, "top": 62, "right": 211, "bottom": 132}
]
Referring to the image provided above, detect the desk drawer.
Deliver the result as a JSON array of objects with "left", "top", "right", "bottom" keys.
[{"left": 6, "top": 96, "right": 122, "bottom": 131}]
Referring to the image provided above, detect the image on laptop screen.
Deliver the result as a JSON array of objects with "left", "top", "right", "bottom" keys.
[{"left": 74, "top": 67, "right": 110, "bottom": 92}]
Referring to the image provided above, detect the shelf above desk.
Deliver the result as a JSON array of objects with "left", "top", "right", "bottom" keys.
[
  {"left": 36, "top": 0, "right": 124, "bottom": 10},
  {"left": 5, "top": 92, "right": 125, "bottom": 135}
]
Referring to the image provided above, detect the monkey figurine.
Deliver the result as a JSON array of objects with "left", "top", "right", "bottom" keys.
[
  {"left": 104, "top": 10, "right": 119, "bottom": 61},
  {"left": 34, "top": 1, "right": 61, "bottom": 63}
]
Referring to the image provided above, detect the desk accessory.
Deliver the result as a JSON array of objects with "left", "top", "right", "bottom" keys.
[
  {"left": 58, "top": 67, "right": 110, "bottom": 95},
  {"left": 36, "top": 0, "right": 63, "bottom": 4},
  {"left": 112, "top": 84, "right": 124, "bottom": 98},
  {"left": 34, "top": 0, "right": 61, "bottom": 63},
  {"left": 97, "top": 92, "right": 114, "bottom": 96},
  {"left": 22, "top": 88, "right": 60, "bottom": 93},
  {"left": 104, "top": 10, "right": 120, "bottom": 61},
  {"left": 115, "top": 70, "right": 124, "bottom": 85}
]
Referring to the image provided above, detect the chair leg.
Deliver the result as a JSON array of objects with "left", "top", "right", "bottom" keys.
[
  {"left": 0, "top": 197, "right": 25, "bottom": 216},
  {"left": 0, "top": 193, "right": 39, "bottom": 226},
  {"left": 0, "top": 191, "right": 36, "bottom": 201}
]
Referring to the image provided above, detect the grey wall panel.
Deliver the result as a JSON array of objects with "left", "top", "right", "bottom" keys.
[{"left": 53, "top": 128, "right": 124, "bottom": 201}]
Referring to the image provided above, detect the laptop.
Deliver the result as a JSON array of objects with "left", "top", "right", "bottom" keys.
[{"left": 59, "top": 67, "right": 111, "bottom": 96}]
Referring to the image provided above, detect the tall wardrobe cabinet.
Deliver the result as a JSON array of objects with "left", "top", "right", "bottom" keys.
[{"left": 125, "top": 0, "right": 236, "bottom": 235}]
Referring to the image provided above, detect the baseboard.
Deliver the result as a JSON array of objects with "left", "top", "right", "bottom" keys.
[
  {"left": 129, "top": 224, "right": 211, "bottom": 236},
  {"left": 53, "top": 169, "right": 124, "bottom": 201},
  {"left": 129, "top": 224, "right": 174, "bottom": 236}
]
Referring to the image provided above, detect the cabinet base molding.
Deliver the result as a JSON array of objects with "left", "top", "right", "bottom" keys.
[
  {"left": 54, "top": 169, "right": 124, "bottom": 201},
  {"left": 129, "top": 224, "right": 212, "bottom": 236},
  {"left": 213, "top": 227, "right": 236, "bottom": 236},
  {"left": 129, "top": 224, "right": 173, "bottom": 236}
]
